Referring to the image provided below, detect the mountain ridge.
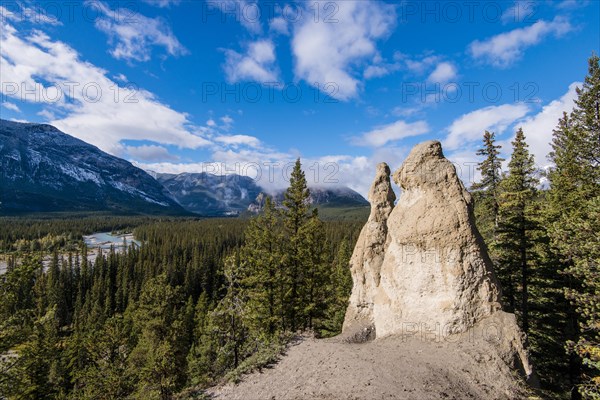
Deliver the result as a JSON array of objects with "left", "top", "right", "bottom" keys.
[
  {"left": 0, "top": 119, "right": 185, "bottom": 215},
  {"left": 0, "top": 119, "right": 368, "bottom": 216}
]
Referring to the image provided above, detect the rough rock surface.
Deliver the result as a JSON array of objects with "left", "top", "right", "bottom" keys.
[
  {"left": 342, "top": 163, "right": 395, "bottom": 340},
  {"left": 342, "top": 140, "right": 534, "bottom": 381},
  {"left": 372, "top": 140, "right": 502, "bottom": 337}
]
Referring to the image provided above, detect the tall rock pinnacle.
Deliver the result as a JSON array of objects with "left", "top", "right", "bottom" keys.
[
  {"left": 343, "top": 140, "right": 535, "bottom": 383},
  {"left": 343, "top": 163, "right": 395, "bottom": 338},
  {"left": 373, "top": 140, "right": 501, "bottom": 336}
]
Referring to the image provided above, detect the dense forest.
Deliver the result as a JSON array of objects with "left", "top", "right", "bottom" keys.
[
  {"left": 0, "top": 55, "right": 598, "bottom": 399},
  {"left": 0, "top": 161, "right": 362, "bottom": 399}
]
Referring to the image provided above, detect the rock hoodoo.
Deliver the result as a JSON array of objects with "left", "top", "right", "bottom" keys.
[
  {"left": 343, "top": 140, "right": 535, "bottom": 381},
  {"left": 343, "top": 162, "right": 396, "bottom": 339}
]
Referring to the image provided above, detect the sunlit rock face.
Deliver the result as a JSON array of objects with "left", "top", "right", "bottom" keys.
[
  {"left": 343, "top": 140, "right": 535, "bottom": 383},
  {"left": 373, "top": 140, "right": 501, "bottom": 337},
  {"left": 343, "top": 162, "right": 395, "bottom": 338}
]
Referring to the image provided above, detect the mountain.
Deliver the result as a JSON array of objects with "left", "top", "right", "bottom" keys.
[
  {"left": 0, "top": 119, "right": 368, "bottom": 216},
  {"left": 155, "top": 172, "right": 263, "bottom": 216},
  {"left": 0, "top": 119, "right": 184, "bottom": 214},
  {"left": 278, "top": 186, "right": 369, "bottom": 208},
  {"left": 156, "top": 173, "right": 369, "bottom": 217}
]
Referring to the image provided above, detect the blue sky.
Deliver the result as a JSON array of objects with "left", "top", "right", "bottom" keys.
[{"left": 1, "top": 0, "right": 598, "bottom": 195}]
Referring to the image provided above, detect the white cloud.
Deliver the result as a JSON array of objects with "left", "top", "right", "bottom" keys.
[
  {"left": 223, "top": 39, "right": 279, "bottom": 83},
  {"left": 292, "top": 1, "right": 396, "bottom": 100},
  {"left": 269, "top": 16, "right": 289, "bottom": 35},
  {"left": 391, "top": 106, "right": 421, "bottom": 118},
  {"left": 90, "top": 1, "right": 187, "bottom": 62},
  {"left": 363, "top": 65, "right": 390, "bottom": 79},
  {"left": 515, "top": 82, "right": 580, "bottom": 166},
  {"left": 113, "top": 73, "right": 128, "bottom": 82},
  {"left": 445, "top": 104, "right": 530, "bottom": 150},
  {"left": 141, "top": 0, "right": 181, "bottom": 8},
  {"left": 37, "top": 109, "right": 56, "bottom": 120},
  {"left": 221, "top": 115, "right": 234, "bottom": 125},
  {"left": 352, "top": 119, "right": 430, "bottom": 147},
  {"left": 0, "top": 4, "right": 62, "bottom": 25},
  {"left": 2, "top": 101, "right": 20, "bottom": 112},
  {"left": 468, "top": 17, "right": 573, "bottom": 68},
  {"left": 555, "top": 0, "right": 591, "bottom": 9},
  {"left": 215, "top": 134, "right": 261, "bottom": 148},
  {"left": 207, "top": 119, "right": 217, "bottom": 127},
  {"left": 126, "top": 144, "right": 179, "bottom": 162},
  {"left": 501, "top": 1, "right": 536, "bottom": 24},
  {"left": 427, "top": 62, "right": 458, "bottom": 84},
  {"left": 0, "top": 21, "right": 211, "bottom": 154},
  {"left": 398, "top": 53, "right": 440, "bottom": 75}
]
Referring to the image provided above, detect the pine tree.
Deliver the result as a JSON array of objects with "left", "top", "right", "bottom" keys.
[
  {"left": 282, "top": 159, "right": 311, "bottom": 331},
  {"left": 240, "top": 197, "right": 284, "bottom": 339},
  {"left": 209, "top": 253, "right": 249, "bottom": 372},
  {"left": 547, "top": 54, "right": 600, "bottom": 398},
  {"left": 496, "top": 128, "right": 538, "bottom": 333},
  {"left": 472, "top": 130, "right": 505, "bottom": 223},
  {"left": 472, "top": 131, "right": 505, "bottom": 272},
  {"left": 320, "top": 237, "right": 353, "bottom": 337},
  {"left": 298, "top": 208, "right": 328, "bottom": 331},
  {"left": 127, "top": 274, "right": 188, "bottom": 399},
  {"left": 74, "top": 315, "right": 133, "bottom": 399},
  {"left": 3, "top": 307, "right": 61, "bottom": 399},
  {"left": 186, "top": 292, "right": 216, "bottom": 387}
]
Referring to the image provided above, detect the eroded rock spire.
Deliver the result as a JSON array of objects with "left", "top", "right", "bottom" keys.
[
  {"left": 342, "top": 163, "right": 395, "bottom": 340},
  {"left": 342, "top": 141, "right": 535, "bottom": 383}
]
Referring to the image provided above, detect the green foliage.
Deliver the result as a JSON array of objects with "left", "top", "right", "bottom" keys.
[
  {"left": 128, "top": 274, "right": 189, "bottom": 399},
  {"left": 472, "top": 130, "right": 505, "bottom": 192},
  {"left": 547, "top": 54, "right": 600, "bottom": 399},
  {"left": 72, "top": 315, "right": 133, "bottom": 399},
  {"left": 470, "top": 54, "right": 600, "bottom": 399},
  {"left": 495, "top": 128, "right": 539, "bottom": 332}
]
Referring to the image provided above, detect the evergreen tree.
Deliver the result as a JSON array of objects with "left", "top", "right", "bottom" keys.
[
  {"left": 209, "top": 253, "right": 249, "bottom": 372},
  {"left": 127, "top": 274, "right": 188, "bottom": 400},
  {"left": 547, "top": 54, "right": 600, "bottom": 398},
  {"left": 186, "top": 292, "right": 216, "bottom": 387},
  {"left": 74, "top": 315, "right": 133, "bottom": 399},
  {"left": 282, "top": 159, "right": 311, "bottom": 331},
  {"left": 3, "top": 307, "right": 60, "bottom": 399},
  {"left": 298, "top": 208, "right": 328, "bottom": 331},
  {"left": 472, "top": 130, "right": 505, "bottom": 290},
  {"left": 320, "top": 237, "right": 353, "bottom": 337},
  {"left": 240, "top": 197, "right": 284, "bottom": 339},
  {"left": 496, "top": 128, "right": 538, "bottom": 333},
  {"left": 472, "top": 130, "right": 505, "bottom": 226}
]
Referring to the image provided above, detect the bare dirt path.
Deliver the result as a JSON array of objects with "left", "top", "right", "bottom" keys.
[{"left": 208, "top": 327, "right": 532, "bottom": 400}]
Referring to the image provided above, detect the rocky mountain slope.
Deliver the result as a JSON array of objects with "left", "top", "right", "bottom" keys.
[
  {"left": 155, "top": 172, "right": 263, "bottom": 216},
  {"left": 157, "top": 174, "right": 368, "bottom": 216},
  {"left": 207, "top": 141, "right": 537, "bottom": 399},
  {"left": 0, "top": 119, "right": 184, "bottom": 214}
]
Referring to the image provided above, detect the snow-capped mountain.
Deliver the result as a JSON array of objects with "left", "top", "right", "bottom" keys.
[
  {"left": 0, "top": 119, "right": 184, "bottom": 214},
  {"left": 155, "top": 172, "right": 264, "bottom": 216},
  {"left": 0, "top": 119, "right": 368, "bottom": 216},
  {"left": 156, "top": 173, "right": 369, "bottom": 216}
]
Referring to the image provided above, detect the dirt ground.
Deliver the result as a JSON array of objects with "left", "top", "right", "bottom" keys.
[{"left": 207, "top": 326, "right": 533, "bottom": 400}]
